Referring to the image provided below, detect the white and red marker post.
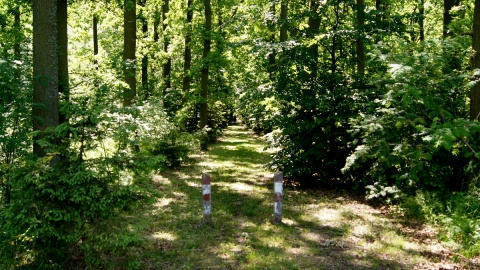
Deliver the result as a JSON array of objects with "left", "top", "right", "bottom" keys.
[
  {"left": 202, "top": 174, "right": 212, "bottom": 224},
  {"left": 273, "top": 171, "right": 283, "bottom": 224}
]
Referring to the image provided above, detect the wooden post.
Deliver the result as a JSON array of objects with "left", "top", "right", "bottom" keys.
[
  {"left": 202, "top": 174, "right": 212, "bottom": 224},
  {"left": 273, "top": 171, "right": 283, "bottom": 224}
]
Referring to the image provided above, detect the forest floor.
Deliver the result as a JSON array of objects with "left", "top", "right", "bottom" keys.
[{"left": 133, "top": 125, "right": 480, "bottom": 269}]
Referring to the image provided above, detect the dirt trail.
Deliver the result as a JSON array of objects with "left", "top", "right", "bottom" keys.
[{"left": 140, "top": 125, "right": 479, "bottom": 269}]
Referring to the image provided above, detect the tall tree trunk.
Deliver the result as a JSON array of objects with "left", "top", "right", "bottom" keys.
[
  {"left": 443, "top": 0, "right": 458, "bottom": 38},
  {"left": 199, "top": 0, "right": 211, "bottom": 150},
  {"left": 13, "top": 5, "right": 21, "bottom": 61},
  {"left": 58, "top": 0, "right": 69, "bottom": 125},
  {"left": 200, "top": 0, "right": 211, "bottom": 130},
  {"left": 123, "top": 0, "right": 137, "bottom": 107},
  {"left": 93, "top": 14, "right": 99, "bottom": 89},
  {"left": 182, "top": 0, "right": 193, "bottom": 104},
  {"left": 356, "top": 0, "right": 365, "bottom": 77},
  {"left": 471, "top": 0, "right": 480, "bottom": 121},
  {"left": 33, "top": 0, "right": 59, "bottom": 157},
  {"left": 139, "top": 0, "right": 149, "bottom": 98},
  {"left": 280, "top": 2, "right": 288, "bottom": 43},
  {"left": 419, "top": 0, "right": 425, "bottom": 41},
  {"left": 162, "top": 0, "right": 172, "bottom": 108},
  {"left": 277, "top": 1, "right": 288, "bottom": 95},
  {"left": 268, "top": 1, "right": 276, "bottom": 80}
]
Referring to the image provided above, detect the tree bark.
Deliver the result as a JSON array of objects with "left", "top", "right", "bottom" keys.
[
  {"left": 123, "top": 0, "right": 137, "bottom": 107},
  {"left": 419, "top": 0, "right": 425, "bottom": 41},
  {"left": 280, "top": 2, "right": 288, "bottom": 43},
  {"left": 12, "top": 5, "right": 21, "bottom": 62},
  {"left": 139, "top": 0, "right": 149, "bottom": 98},
  {"left": 471, "top": 0, "right": 480, "bottom": 121},
  {"left": 93, "top": 15, "right": 99, "bottom": 68},
  {"left": 200, "top": 0, "right": 211, "bottom": 131},
  {"left": 356, "top": 0, "right": 365, "bottom": 77},
  {"left": 162, "top": 0, "right": 172, "bottom": 107},
  {"left": 182, "top": 0, "right": 193, "bottom": 104},
  {"left": 58, "top": 0, "right": 69, "bottom": 125},
  {"left": 33, "top": 0, "right": 59, "bottom": 157},
  {"left": 268, "top": 1, "right": 276, "bottom": 80}
]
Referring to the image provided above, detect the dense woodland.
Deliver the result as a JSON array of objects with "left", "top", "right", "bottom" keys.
[{"left": 1, "top": 0, "right": 480, "bottom": 268}]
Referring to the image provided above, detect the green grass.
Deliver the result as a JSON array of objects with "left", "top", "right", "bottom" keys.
[{"left": 125, "top": 125, "right": 479, "bottom": 269}]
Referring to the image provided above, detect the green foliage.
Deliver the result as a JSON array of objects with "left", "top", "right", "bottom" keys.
[
  {"left": 402, "top": 189, "right": 480, "bottom": 258},
  {"left": 343, "top": 39, "right": 474, "bottom": 197}
]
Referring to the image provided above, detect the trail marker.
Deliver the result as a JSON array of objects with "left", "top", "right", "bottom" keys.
[
  {"left": 202, "top": 174, "right": 212, "bottom": 224},
  {"left": 273, "top": 171, "right": 283, "bottom": 224}
]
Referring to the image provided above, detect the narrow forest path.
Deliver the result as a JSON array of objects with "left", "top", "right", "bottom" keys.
[{"left": 135, "top": 125, "right": 478, "bottom": 269}]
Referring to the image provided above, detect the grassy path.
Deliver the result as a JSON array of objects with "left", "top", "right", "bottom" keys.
[{"left": 135, "top": 125, "right": 478, "bottom": 269}]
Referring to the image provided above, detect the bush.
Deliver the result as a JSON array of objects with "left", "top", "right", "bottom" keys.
[
  {"left": 402, "top": 189, "right": 480, "bottom": 258},
  {"left": 343, "top": 39, "right": 474, "bottom": 197}
]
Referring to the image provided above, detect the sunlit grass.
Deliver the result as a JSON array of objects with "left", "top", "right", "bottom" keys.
[{"left": 128, "top": 125, "right": 474, "bottom": 269}]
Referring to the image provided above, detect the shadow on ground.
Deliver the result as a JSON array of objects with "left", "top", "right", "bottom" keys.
[{"left": 130, "top": 125, "right": 477, "bottom": 270}]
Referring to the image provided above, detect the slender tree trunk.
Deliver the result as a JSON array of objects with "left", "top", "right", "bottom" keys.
[
  {"left": 277, "top": 1, "right": 288, "bottom": 95},
  {"left": 93, "top": 15, "right": 99, "bottom": 69},
  {"left": 356, "top": 0, "right": 365, "bottom": 77},
  {"left": 280, "top": 2, "right": 288, "bottom": 43},
  {"left": 139, "top": 0, "right": 149, "bottom": 98},
  {"left": 471, "top": 0, "right": 480, "bottom": 121},
  {"left": 123, "top": 0, "right": 136, "bottom": 107},
  {"left": 331, "top": 2, "right": 339, "bottom": 75},
  {"left": 268, "top": 1, "right": 276, "bottom": 80},
  {"left": 33, "top": 0, "right": 59, "bottom": 157},
  {"left": 13, "top": 5, "right": 21, "bottom": 61},
  {"left": 162, "top": 0, "right": 172, "bottom": 108},
  {"left": 58, "top": 0, "right": 69, "bottom": 125},
  {"left": 93, "top": 13, "right": 100, "bottom": 90},
  {"left": 200, "top": 0, "right": 211, "bottom": 132},
  {"left": 182, "top": 0, "right": 193, "bottom": 104},
  {"left": 419, "top": 0, "right": 425, "bottom": 41}
]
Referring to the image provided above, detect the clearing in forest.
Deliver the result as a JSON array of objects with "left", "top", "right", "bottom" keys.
[{"left": 135, "top": 125, "right": 478, "bottom": 269}]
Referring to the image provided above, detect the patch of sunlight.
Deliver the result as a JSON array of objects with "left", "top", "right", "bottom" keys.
[
  {"left": 313, "top": 208, "right": 341, "bottom": 222},
  {"left": 228, "top": 182, "right": 253, "bottom": 192},
  {"left": 186, "top": 181, "right": 200, "bottom": 187},
  {"left": 221, "top": 138, "right": 249, "bottom": 143},
  {"left": 153, "top": 175, "right": 171, "bottom": 185},
  {"left": 259, "top": 235, "right": 286, "bottom": 248},
  {"left": 218, "top": 242, "right": 245, "bottom": 260},
  {"left": 285, "top": 247, "right": 309, "bottom": 256},
  {"left": 199, "top": 160, "right": 236, "bottom": 168},
  {"left": 152, "top": 231, "right": 177, "bottom": 241},
  {"left": 281, "top": 218, "right": 297, "bottom": 226},
  {"left": 239, "top": 220, "right": 256, "bottom": 229},
  {"left": 302, "top": 232, "right": 323, "bottom": 242},
  {"left": 172, "top": 191, "right": 187, "bottom": 198},
  {"left": 84, "top": 138, "right": 117, "bottom": 159},
  {"left": 155, "top": 198, "right": 172, "bottom": 208},
  {"left": 119, "top": 170, "right": 133, "bottom": 185},
  {"left": 352, "top": 224, "right": 372, "bottom": 237}
]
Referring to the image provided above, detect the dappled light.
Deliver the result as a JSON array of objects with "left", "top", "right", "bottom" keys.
[
  {"left": 130, "top": 125, "right": 477, "bottom": 269},
  {"left": 2, "top": 0, "right": 480, "bottom": 268}
]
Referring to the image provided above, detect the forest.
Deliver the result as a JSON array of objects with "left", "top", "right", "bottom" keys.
[{"left": 1, "top": 0, "right": 480, "bottom": 268}]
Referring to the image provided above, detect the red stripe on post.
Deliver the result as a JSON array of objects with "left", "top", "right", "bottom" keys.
[{"left": 202, "top": 174, "right": 211, "bottom": 185}]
